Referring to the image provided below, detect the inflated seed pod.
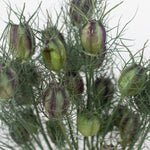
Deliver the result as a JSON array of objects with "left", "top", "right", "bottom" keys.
[
  {"left": 64, "top": 71, "right": 84, "bottom": 94},
  {"left": 9, "top": 24, "right": 35, "bottom": 60},
  {"left": 42, "top": 38, "right": 66, "bottom": 73},
  {"left": 9, "top": 121, "right": 30, "bottom": 145},
  {"left": 77, "top": 110, "right": 101, "bottom": 136},
  {"left": 94, "top": 77, "right": 114, "bottom": 107},
  {"left": 46, "top": 120, "right": 65, "bottom": 147},
  {"left": 81, "top": 20, "right": 106, "bottom": 55},
  {"left": 0, "top": 64, "right": 18, "bottom": 102},
  {"left": 43, "top": 83, "right": 70, "bottom": 118},
  {"left": 70, "top": 0, "right": 93, "bottom": 26},
  {"left": 118, "top": 63, "right": 146, "bottom": 96}
]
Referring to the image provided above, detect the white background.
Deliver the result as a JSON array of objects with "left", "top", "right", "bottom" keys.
[{"left": 0, "top": 0, "right": 150, "bottom": 149}]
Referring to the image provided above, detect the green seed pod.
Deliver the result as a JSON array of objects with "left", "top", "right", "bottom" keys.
[
  {"left": 77, "top": 110, "right": 101, "bottom": 136},
  {"left": 94, "top": 77, "right": 114, "bottom": 107},
  {"left": 42, "top": 38, "right": 66, "bottom": 73},
  {"left": 0, "top": 64, "right": 18, "bottom": 102},
  {"left": 70, "top": 0, "right": 93, "bottom": 26},
  {"left": 81, "top": 20, "right": 106, "bottom": 55},
  {"left": 9, "top": 24, "right": 35, "bottom": 60},
  {"left": 9, "top": 121, "right": 30, "bottom": 145},
  {"left": 43, "top": 83, "right": 70, "bottom": 118},
  {"left": 46, "top": 120, "right": 65, "bottom": 147},
  {"left": 118, "top": 63, "right": 146, "bottom": 96}
]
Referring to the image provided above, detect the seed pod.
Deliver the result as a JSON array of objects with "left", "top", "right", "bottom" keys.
[
  {"left": 70, "top": 0, "right": 93, "bottom": 26},
  {"left": 119, "top": 112, "right": 140, "bottom": 147},
  {"left": 81, "top": 20, "right": 106, "bottom": 55},
  {"left": 94, "top": 77, "right": 114, "bottom": 107},
  {"left": 64, "top": 71, "right": 84, "bottom": 94},
  {"left": 43, "top": 83, "right": 70, "bottom": 118},
  {"left": 112, "top": 105, "right": 140, "bottom": 146},
  {"left": 42, "top": 38, "right": 66, "bottom": 73},
  {"left": 77, "top": 110, "right": 101, "bottom": 136},
  {"left": 9, "top": 121, "right": 30, "bottom": 145},
  {"left": 118, "top": 63, "right": 146, "bottom": 96},
  {"left": 0, "top": 64, "right": 18, "bottom": 102},
  {"left": 9, "top": 24, "right": 35, "bottom": 60},
  {"left": 46, "top": 120, "right": 65, "bottom": 146}
]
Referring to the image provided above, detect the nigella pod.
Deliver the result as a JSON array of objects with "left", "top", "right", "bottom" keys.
[
  {"left": 64, "top": 71, "right": 84, "bottom": 95},
  {"left": 81, "top": 20, "right": 106, "bottom": 55},
  {"left": 9, "top": 24, "right": 35, "bottom": 60},
  {"left": 42, "top": 37, "right": 66, "bottom": 73},
  {"left": 43, "top": 83, "right": 70, "bottom": 118},
  {"left": 0, "top": 63, "right": 18, "bottom": 102},
  {"left": 118, "top": 63, "right": 147, "bottom": 96},
  {"left": 94, "top": 77, "right": 114, "bottom": 107},
  {"left": 70, "top": 0, "right": 93, "bottom": 26}
]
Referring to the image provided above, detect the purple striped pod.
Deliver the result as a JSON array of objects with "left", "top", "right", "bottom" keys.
[
  {"left": 118, "top": 63, "right": 147, "bottom": 96},
  {"left": 0, "top": 64, "right": 18, "bottom": 102},
  {"left": 9, "top": 24, "right": 35, "bottom": 60},
  {"left": 43, "top": 83, "right": 70, "bottom": 118},
  {"left": 81, "top": 20, "right": 106, "bottom": 56},
  {"left": 42, "top": 37, "right": 66, "bottom": 73},
  {"left": 70, "top": 0, "right": 93, "bottom": 26}
]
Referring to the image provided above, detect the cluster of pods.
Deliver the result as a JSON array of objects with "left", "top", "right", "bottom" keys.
[{"left": 0, "top": 0, "right": 149, "bottom": 149}]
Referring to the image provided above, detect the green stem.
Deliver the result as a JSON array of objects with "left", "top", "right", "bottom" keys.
[
  {"left": 86, "top": 137, "right": 91, "bottom": 150},
  {"left": 57, "top": 121, "right": 74, "bottom": 150},
  {"left": 34, "top": 105, "right": 53, "bottom": 150},
  {"left": 67, "top": 116, "right": 78, "bottom": 150}
]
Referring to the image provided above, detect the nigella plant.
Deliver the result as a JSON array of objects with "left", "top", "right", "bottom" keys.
[{"left": 0, "top": 1, "right": 150, "bottom": 150}]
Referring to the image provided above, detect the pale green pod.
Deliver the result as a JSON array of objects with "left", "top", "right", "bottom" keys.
[{"left": 42, "top": 38, "right": 66, "bottom": 73}]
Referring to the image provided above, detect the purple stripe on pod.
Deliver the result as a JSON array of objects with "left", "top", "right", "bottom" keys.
[{"left": 6, "top": 68, "right": 18, "bottom": 90}]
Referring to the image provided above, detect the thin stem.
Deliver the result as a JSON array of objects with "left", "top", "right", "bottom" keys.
[
  {"left": 67, "top": 116, "right": 78, "bottom": 150},
  {"left": 139, "top": 40, "right": 148, "bottom": 65}
]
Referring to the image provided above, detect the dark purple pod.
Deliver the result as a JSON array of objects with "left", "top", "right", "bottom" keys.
[
  {"left": 70, "top": 0, "right": 93, "bottom": 26},
  {"left": 9, "top": 24, "right": 35, "bottom": 60},
  {"left": 0, "top": 64, "right": 18, "bottom": 102},
  {"left": 81, "top": 20, "right": 106, "bottom": 55},
  {"left": 94, "top": 77, "right": 114, "bottom": 107},
  {"left": 43, "top": 83, "right": 70, "bottom": 118},
  {"left": 64, "top": 71, "right": 84, "bottom": 94}
]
